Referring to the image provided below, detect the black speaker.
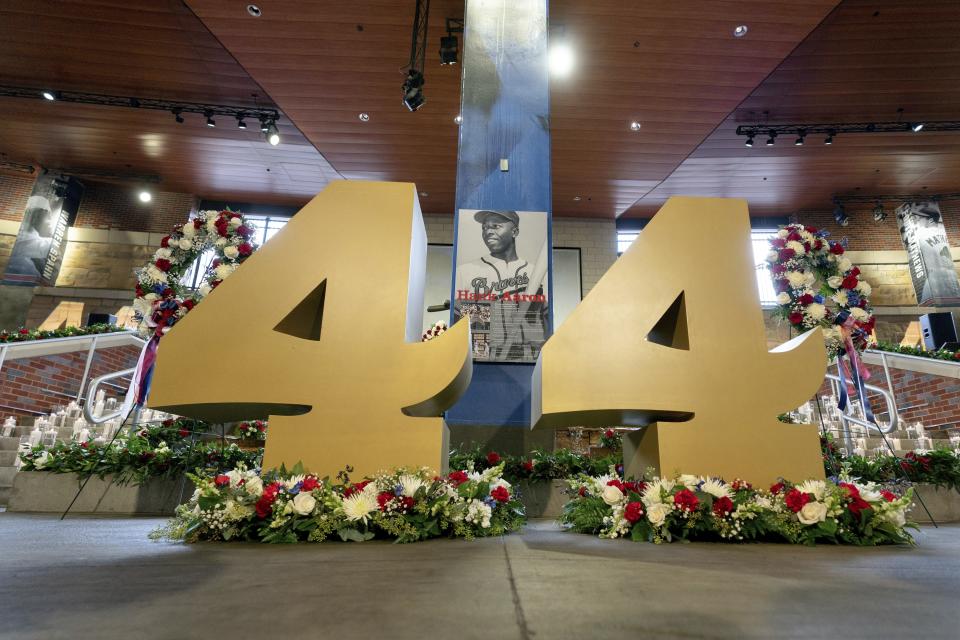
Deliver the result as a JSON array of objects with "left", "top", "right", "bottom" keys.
[
  {"left": 86, "top": 313, "right": 116, "bottom": 327},
  {"left": 920, "top": 312, "right": 958, "bottom": 350}
]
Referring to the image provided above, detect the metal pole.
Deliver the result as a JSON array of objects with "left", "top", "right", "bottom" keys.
[
  {"left": 75, "top": 336, "right": 99, "bottom": 402},
  {"left": 0, "top": 344, "right": 7, "bottom": 380},
  {"left": 878, "top": 351, "right": 900, "bottom": 419},
  {"left": 837, "top": 360, "right": 853, "bottom": 453}
]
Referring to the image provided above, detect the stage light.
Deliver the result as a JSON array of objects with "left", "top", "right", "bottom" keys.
[
  {"left": 41, "top": 90, "right": 59, "bottom": 101},
  {"left": 833, "top": 202, "right": 849, "bottom": 227},
  {"left": 402, "top": 70, "right": 426, "bottom": 112},
  {"left": 439, "top": 35, "right": 458, "bottom": 65},
  {"left": 358, "top": 113, "right": 370, "bottom": 122},
  {"left": 237, "top": 116, "right": 247, "bottom": 129},
  {"left": 265, "top": 122, "right": 280, "bottom": 146},
  {"left": 549, "top": 42, "right": 574, "bottom": 77},
  {"left": 873, "top": 202, "right": 886, "bottom": 222},
  {"left": 138, "top": 190, "right": 152, "bottom": 203},
  {"left": 205, "top": 112, "right": 216, "bottom": 127},
  {"left": 454, "top": 114, "right": 462, "bottom": 124},
  {"left": 824, "top": 132, "right": 834, "bottom": 145},
  {"left": 630, "top": 121, "right": 641, "bottom": 131},
  {"left": 172, "top": 109, "right": 184, "bottom": 124},
  {"left": 745, "top": 136, "right": 754, "bottom": 147},
  {"left": 259, "top": 119, "right": 269, "bottom": 132},
  {"left": 794, "top": 133, "right": 805, "bottom": 146},
  {"left": 734, "top": 25, "right": 748, "bottom": 38},
  {"left": 765, "top": 132, "right": 776, "bottom": 146},
  {"left": 911, "top": 122, "right": 924, "bottom": 132}
]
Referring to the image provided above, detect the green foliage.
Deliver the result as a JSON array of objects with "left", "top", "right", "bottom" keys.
[
  {"left": 559, "top": 495, "right": 608, "bottom": 534},
  {"left": 450, "top": 445, "right": 619, "bottom": 483},
  {"left": 871, "top": 341, "right": 960, "bottom": 363},
  {"left": 0, "top": 323, "right": 126, "bottom": 342}
]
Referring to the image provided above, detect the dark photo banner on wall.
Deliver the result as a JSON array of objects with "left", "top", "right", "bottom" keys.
[{"left": 895, "top": 201, "right": 960, "bottom": 306}]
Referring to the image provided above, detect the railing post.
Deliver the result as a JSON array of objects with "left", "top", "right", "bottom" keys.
[
  {"left": 76, "top": 336, "right": 99, "bottom": 402},
  {"left": 878, "top": 351, "right": 900, "bottom": 420},
  {"left": 0, "top": 344, "right": 7, "bottom": 379}
]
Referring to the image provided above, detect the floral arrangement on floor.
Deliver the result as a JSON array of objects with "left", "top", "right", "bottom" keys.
[
  {"left": 19, "top": 418, "right": 261, "bottom": 485},
  {"left": 561, "top": 472, "right": 915, "bottom": 546},
  {"left": 132, "top": 209, "right": 257, "bottom": 338},
  {"left": 421, "top": 320, "right": 448, "bottom": 342},
  {"left": 767, "top": 223, "right": 875, "bottom": 359},
  {"left": 0, "top": 323, "right": 127, "bottom": 343},
  {"left": 832, "top": 447, "right": 960, "bottom": 493},
  {"left": 450, "top": 447, "right": 619, "bottom": 483},
  {"left": 869, "top": 341, "right": 960, "bottom": 363},
  {"left": 599, "top": 428, "right": 623, "bottom": 452},
  {"left": 237, "top": 420, "right": 268, "bottom": 441},
  {"left": 150, "top": 462, "right": 525, "bottom": 544}
]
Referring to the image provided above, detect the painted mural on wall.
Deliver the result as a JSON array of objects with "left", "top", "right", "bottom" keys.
[
  {"left": 895, "top": 201, "right": 960, "bottom": 306},
  {"left": 1, "top": 172, "right": 82, "bottom": 287},
  {"left": 453, "top": 209, "right": 551, "bottom": 362}
]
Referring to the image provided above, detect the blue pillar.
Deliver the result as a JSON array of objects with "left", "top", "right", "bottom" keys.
[{"left": 447, "top": 0, "right": 551, "bottom": 428}]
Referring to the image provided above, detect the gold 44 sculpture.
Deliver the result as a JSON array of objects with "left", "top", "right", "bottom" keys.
[{"left": 148, "top": 182, "right": 826, "bottom": 486}]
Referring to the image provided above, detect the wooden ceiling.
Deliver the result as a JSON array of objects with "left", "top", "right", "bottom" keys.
[
  {"left": 0, "top": 0, "right": 340, "bottom": 205},
  {"left": 2, "top": 1, "right": 958, "bottom": 218},
  {"left": 626, "top": 0, "right": 960, "bottom": 217},
  {"left": 185, "top": 0, "right": 839, "bottom": 217}
]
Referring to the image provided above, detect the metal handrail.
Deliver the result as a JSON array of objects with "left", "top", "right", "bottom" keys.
[
  {"left": 82, "top": 367, "right": 138, "bottom": 425},
  {"left": 824, "top": 372, "right": 899, "bottom": 434}
]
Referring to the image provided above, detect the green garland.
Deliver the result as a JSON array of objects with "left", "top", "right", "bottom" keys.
[
  {"left": 449, "top": 446, "right": 620, "bottom": 483},
  {"left": 0, "top": 323, "right": 128, "bottom": 343},
  {"left": 822, "top": 435, "right": 960, "bottom": 492},
  {"left": 869, "top": 341, "right": 960, "bottom": 362}
]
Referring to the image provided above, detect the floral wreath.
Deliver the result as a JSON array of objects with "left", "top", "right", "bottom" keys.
[
  {"left": 133, "top": 210, "right": 257, "bottom": 338},
  {"left": 766, "top": 223, "right": 875, "bottom": 360}
]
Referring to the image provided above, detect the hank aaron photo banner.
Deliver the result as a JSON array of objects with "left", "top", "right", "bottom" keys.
[
  {"left": 895, "top": 201, "right": 960, "bottom": 306},
  {"left": 453, "top": 209, "right": 552, "bottom": 363}
]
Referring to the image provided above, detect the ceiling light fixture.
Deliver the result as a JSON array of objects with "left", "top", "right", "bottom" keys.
[
  {"left": 911, "top": 122, "right": 924, "bottom": 132},
  {"left": 172, "top": 109, "right": 184, "bottom": 124},
  {"left": 246, "top": 4, "right": 261, "bottom": 17},
  {"left": 833, "top": 201, "right": 849, "bottom": 227},
  {"left": 824, "top": 131, "right": 835, "bottom": 145},
  {"left": 873, "top": 202, "right": 886, "bottom": 222},
  {"left": 794, "top": 129, "right": 806, "bottom": 146},
  {"left": 358, "top": 112, "right": 370, "bottom": 121},
  {"left": 41, "top": 90, "right": 59, "bottom": 101},
  {"left": 765, "top": 132, "right": 776, "bottom": 146},
  {"left": 138, "top": 190, "right": 152, "bottom": 203},
  {"left": 549, "top": 42, "right": 575, "bottom": 77},
  {"left": 630, "top": 121, "right": 641, "bottom": 131},
  {"left": 736, "top": 120, "right": 958, "bottom": 143},
  {"left": 265, "top": 122, "right": 280, "bottom": 146},
  {"left": 402, "top": 70, "right": 426, "bottom": 112},
  {"left": 205, "top": 111, "right": 216, "bottom": 127},
  {"left": 744, "top": 135, "right": 754, "bottom": 147},
  {"left": 454, "top": 114, "right": 462, "bottom": 124},
  {"left": 439, "top": 35, "right": 458, "bottom": 65},
  {"left": 236, "top": 115, "right": 247, "bottom": 129},
  {"left": 734, "top": 25, "right": 748, "bottom": 37}
]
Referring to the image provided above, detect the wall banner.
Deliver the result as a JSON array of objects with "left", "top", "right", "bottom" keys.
[
  {"left": 895, "top": 201, "right": 960, "bottom": 306},
  {"left": 453, "top": 209, "right": 551, "bottom": 363}
]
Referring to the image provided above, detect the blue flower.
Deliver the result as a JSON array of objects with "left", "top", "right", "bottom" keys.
[
  {"left": 483, "top": 496, "right": 496, "bottom": 507},
  {"left": 394, "top": 484, "right": 403, "bottom": 496},
  {"left": 153, "top": 284, "right": 166, "bottom": 294},
  {"left": 288, "top": 483, "right": 301, "bottom": 496},
  {"left": 814, "top": 294, "right": 825, "bottom": 304}
]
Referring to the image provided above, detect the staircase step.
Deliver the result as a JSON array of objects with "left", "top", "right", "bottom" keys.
[
  {"left": 0, "top": 436, "right": 21, "bottom": 451},
  {"left": 0, "top": 485, "right": 10, "bottom": 506},
  {"left": 0, "top": 451, "right": 16, "bottom": 466},
  {"left": 0, "top": 467, "right": 18, "bottom": 486}
]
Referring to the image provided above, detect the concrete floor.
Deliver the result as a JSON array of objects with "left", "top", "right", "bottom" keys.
[{"left": 0, "top": 515, "right": 958, "bottom": 640}]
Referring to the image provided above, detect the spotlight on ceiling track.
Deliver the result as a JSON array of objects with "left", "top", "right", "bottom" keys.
[
  {"left": 205, "top": 111, "right": 216, "bottom": 127},
  {"left": 744, "top": 135, "right": 754, "bottom": 147},
  {"left": 138, "top": 190, "right": 152, "bottom": 203},
  {"left": 911, "top": 122, "right": 925, "bottom": 132},
  {"left": 402, "top": 70, "right": 426, "bottom": 112},
  {"left": 236, "top": 115, "right": 247, "bottom": 129},
  {"left": 259, "top": 119, "right": 269, "bottom": 133},
  {"left": 172, "top": 109, "right": 184, "bottom": 124},
  {"left": 265, "top": 122, "right": 280, "bottom": 146},
  {"left": 439, "top": 35, "right": 458, "bottom": 65},
  {"left": 833, "top": 201, "right": 849, "bottom": 227},
  {"left": 794, "top": 129, "right": 806, "bottom": 146},
  {"left": 824, "top": 131, "right": 835, "bottom": 145},
  {"left": 41, "top": 90, "right": 59, "bottom": 101},
  {"left": 873, "top": 202, "right": 886, "bottom": 222},
  {"left": 765, "top": 132, "right": 776, "bottom": 146}
]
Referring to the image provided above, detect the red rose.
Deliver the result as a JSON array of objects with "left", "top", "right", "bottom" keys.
[
  {"left": 731, "top": 479, "right": 752, "bottom": 491},
  {"left": 577, "top": 486, "right": 587, "bottom": 497},
  {"left": 178, "top": 428, "right": 189, "bottom": 438},
  {"left": 775, "top": 278, "right": 790, "bottom": 293},
  {"left": 398, "top": 496, "right": 415, "bottom": 512},
  {"left": 814, "top": 239, "right": 823, "bottom": 250},
  {"left": 829, "top": 242, "right": 844, "bottom": 255},
  {"left": 673, "top": 488, "right": 699, "bottom": 511},
  {"left": 490, "top": 486, "right": 510, "bottom": 503},
  {"left": 182, "top": 299, "right": 195, "bottom": 311},
  {"left": 486, "top": 452, "right": 501, "bottom": 465},
  {"left": 301, "top": 476, "right": 320, "bottom": 492},
  {"left": 257, "top": 423, "right": 266, "bottom": 432},
  {"left": 237, "top": 225, "right": 252, "bottom": 239},
  {"left": 771, "top": 264, "right": 786, "bottom": 275},
  {"left": 214, "top": 474, "right": 231, "bottom": 487},
  {"left": 80, "top": 441, "right": 89, "bottom": 449},
  {"left": 778, "top": 248, "right": 796, "bottom": 261},
  {"left": 850, "top": 266, "right": 860, "bottom": 277},
  {"left": 522, "top": 460, "right": 534, "bottom": 472},
  {"left": 770, "top": 238, "right": 786, "bottom": 249},
  {"left": 841, "top": 275, "right": 858, "bottom": 289},
  {"left": 880, "top": 490, "right": 897, "bottom": 502},
  {"left": 160, "top": 235, "right": 170, "bottom": 248},
  {"left": 606, "top": 478, "right": 625, "bottom": 492},
  {"left": 238, "top": 242, "right": 253, "bottom": 256},
  {"left": 788, "top": 312, "right": 804, "bottom": 325},
  {"left": 448, "top": 470, "right": 469, "bottom": 487},
  {"left": 784, "top": 488, "right": 811, "bottom": 513},
  {"left": 343, "top": 480, "right": 370, "bottom": 498},
  {"left": 377, "top": 491, "right": 394, "bottom": 510},
  {"left": 799, "top": 293, "right": 814, "bottom": 305},
  {"left": 604, "top": 429, "right": 615, "bottom": 439},
  {"left": 712, "top": 496, "right": 734, "bottom": 517},
  {"left": 255, "top": 495, "right": 274, "bottom": 518},
  {"left": 193, "top": 219, "right": 203, "bottom": 228},
  {"left": 155, "top": 258, "right": 172, "bottom": 272},
  {"left": 624, "top": 501, "right": 644, "bottom": 523},
  {"left": 770, "top": 482, "right": 785, "bottom": 494},
  {"left": 804, "top": 225, "right": 818, "bottom": 234},
  {"left": 786, "top": 231, "right": 802, "bottom": 242},
  {"left": 848, "top": 497, "right": 871, "bottom": 519}
]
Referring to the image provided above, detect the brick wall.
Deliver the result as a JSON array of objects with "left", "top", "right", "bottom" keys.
[
  {"left": 74, "top": 182, "right": 197, "bottom": 233},
  {"left": 0, "top": 173, "right": 35, "bottom": 223},
  {"left": 0, "top": 344, "right": 141, "bottom": 420}
]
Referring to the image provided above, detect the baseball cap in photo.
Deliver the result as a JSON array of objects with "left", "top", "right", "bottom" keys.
[{"left": 473, "top": 210, "right": 519, "bottom": 225}]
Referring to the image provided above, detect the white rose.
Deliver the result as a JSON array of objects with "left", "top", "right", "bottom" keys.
[
  {"left": 838, "top": 257, "right": 852, "bottom": 272},
  {"left": 856, "top": 281, "right": 872, "bottom": 296},
  {"left": 182, "top": 223, "right": 196, "bottom": 237},
  {"left": 786, "top": 240, "right": 806, "bottom": 255},
  {"left": 827, "top": 276, "right": 843, "bottom": 288},
  {"left": 602, "top": 485, "right": 624, "bottom": 506},
  {"left": 33, "top": 450, "right": 50, "bottom": 469},
  {"left": 154, "top": 248, "right": 172, "bottom": 260},
  {"left": 215, "top": 237, "right": 228, "bottom": 247},
  {"left": 806, "top": 303, "right": 826, "bottom": 321},
  {"left": 766, "top": 251, "right": 779, "bottom": 263},
  {"left": 777, "top": 229, "right": 789, "bottom": 238},
  {"left": 179, "top": 238, "right": 193, "bottom": 250},
  {"left": 797, "top": 501, "right": 827, "bottom": 525},
  {"left": 198, "top": 284, "right": 212, "bottom": 297},
  {"left": 223, "top": 246, "right": 239, "bottom": 259},
  {"left": 291, "top": 492, "right": 317, "bottom": 516},
  {"left": 229, "top": 215, "right": 243, "bottom": 229},
  {"left": 245, "top": 475, "right": 263, "bottom": 497},
  {"left": 646, "top": 502, "right": 672, "bottom": 527},
  {"left": 786, "top": 271, "right": 807, "bottom": 288},
  {"left": 850, "top": 307, "right": 869, "bottom": 321},
  {"left": 885, "top": 508, "right": 906, "bottom": 528},
  {"left": 776, "top": 292, "right": 791, "bottom": 305},
  {"left": 804, "top": 271, "right": 816, "bottom": 286},
  {"left": 214, "top": 264, "right": 235, "bottom": 280}
]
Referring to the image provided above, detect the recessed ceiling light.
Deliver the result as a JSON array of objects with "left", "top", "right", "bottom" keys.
[
  {"left": 246, "top": 4, "right": 261, "bottom": 17},
  {"left": 549, "top": 42, "right": 574, "bottom": 77},
  {"left": 454, "top": 114, "right": 463, "bottom": 124},
  {"left": 358, "top": 112, "right": 370, "bottom": 122},
  {"left": 573, "top": 196, "right": 582, "bottom": 201},
  {"left": 911, "top": 122, "right": 924, "bottom": 132},
  {"left": 138, "top": 190, "right": 152, "bottom": 203},
  {"left": 41, "top": 90, "right": 59, "bottom": 101},
  {"left": 630, "top": 121, "right": 641, "bottom": 131},
  {"left": 734, "top": 25, "right": 748, "bottom": 37},
  {"left": 420, "top": 191, "right": 428, "bottom": 197}
]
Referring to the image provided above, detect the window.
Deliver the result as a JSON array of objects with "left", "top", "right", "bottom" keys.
[
  {"left": 179, "top": 213, "right": 291, "bottom": 291},
  {"left": 617, "top": 231, "right": 639, "bottom": 255}
]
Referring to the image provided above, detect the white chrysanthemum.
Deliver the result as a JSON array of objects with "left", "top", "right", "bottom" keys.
[
  {"left": 799, "top": 230, "right": 814, "bottom": 243},
  {"left": 700, "top": 478, "right": 732, "bottom": 500},
  {"left": 154, "top": 248, "right": 172, "bottom": 260},
  {"left": 804, "top": 271, "right": 816, "bottom": 286},
  {"left": 805, "top": 303, "right": 826, "bottom": 321},
  {"left": 283, "top": 474, "right": 305, "bottom": 489},
  {"left": 777, "top": 229, "right": 789, "bottom": 238},
  {"left": 832, "top": 291, "right": 849, "bottom": 306},
  {"left": 827, "top": 275, "right": 843, "bottom": 288},
  {"left": 182, "top": 223, "right": 196, "bottom": 238},
  {"left": 776, "top": 292, "right": 791, "bottom": 305},
  {"left": 856, "top": 281, "right": 872, "bottom": 296},
  {"left": 244, "top": 475, "right": 264, "bottom": 497},
  {"left": 786, "top": 240, "right": 806, "bottom": 255},
  {"left": 341, "top": 491, "right": 378, "bottom": 523},
  {"left": 795, "top": 479, "right": 826, "bottom": 500},
  {"left": 838, "top": 257, "right": 852, "bottom": 272},
  {"left": 223, "top": 245, "right": 239, "bottom": 259},
  {"left": 399, "top": 474, "right": 426, "bottom": 497},
  {"left": 641, "top": 478, "right": 676, "bottom": 506},
  {"left": 178, "top": 237, "right": 193, "bottom": 250},
  {"left": 786, "top": 271, "right": 807, "bottom": 288},
  {"left": 850, "top": 307, "right": 869, "bottom": 321},
  {"left": 678, "top": 474, "right": 699, "bottom": 489},
  {"left": 214, "top": 263, "right": 235, "bottom": 280}
]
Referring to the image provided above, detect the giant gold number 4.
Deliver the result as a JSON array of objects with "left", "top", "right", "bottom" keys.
[
  {"left": 148, "top": 182, "right": 472, "bottom": 479},
  {"left": 532, "top": 197, "right": 826, "bottom": 486}
]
